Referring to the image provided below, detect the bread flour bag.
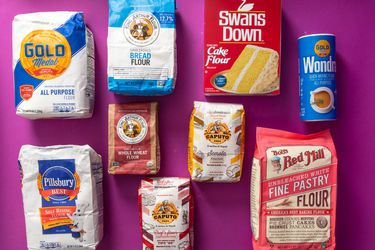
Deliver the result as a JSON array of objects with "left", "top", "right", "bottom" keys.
[
  {"left": 108, "top": 102, "right": 160, "bottom": 174},
  {"left": 18, "top": 145, "right": 103, "bottom": 250},
  {"left": 138, "top": 178, "right": 193, "bottom": 250},
  {"left": 13, "top": 12, "right": 95, "bottom": 119},
  {"left": 251, "top": 127, "right": 337, "bottom": 250},
  {"left": 188, "top": 101, "right": 245, "bottom": 182},
  {"left": 108, "top": 0, "right": 177, "bottom": 95}
]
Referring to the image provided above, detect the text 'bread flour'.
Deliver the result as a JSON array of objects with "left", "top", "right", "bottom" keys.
[
  {"left": 204, "top": 0, "right": 281, "bottom": 95},
  {"left": 251, "top": 127, "right": 337, "bottom": 250},
  {"left": 108, "top": 0, "right": 177, "bottom": 95},
  {"left": 138, "top": 178, "right": 193, "bottom": 250},
  {"left": 188, "top": 101, "right": 245, "bottom": 182},
  {"left": 108, "top": 102, "right": 160, "bottom": 174},
  {"left": 13, "top": 12, "right": 95, "bottom": 119},
  {"left": 18, "top": 145, "right": 104, "bottom": 250}
]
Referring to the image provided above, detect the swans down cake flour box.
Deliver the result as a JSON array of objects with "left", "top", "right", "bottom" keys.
[
  {"left": 18, "top": 145, "right": 104, "bottom": 250},
  {"left": 204, "top": 0, "right": 281, "bottom": 95},
  {"left": 251, "top": 128, "right": 337, "bottom": 250}
]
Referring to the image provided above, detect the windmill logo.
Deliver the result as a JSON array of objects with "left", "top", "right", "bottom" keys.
[{"left": 238, "top": 0, "right": 254, "bottom": 11}]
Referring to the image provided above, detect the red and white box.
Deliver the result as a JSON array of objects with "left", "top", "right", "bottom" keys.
[{"left": 204, "top": 0, "right": 281, "bottom": 95}]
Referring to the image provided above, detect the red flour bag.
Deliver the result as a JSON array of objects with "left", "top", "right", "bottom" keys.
[
  {"left": 138, "top": 178, "right": 194, "bottom": 250},
  {"left": 251, "top": 127, "right": 337, "bottom": 250},
  {"left": 108, "top": 102, "right": 160, "bottom": 175}
]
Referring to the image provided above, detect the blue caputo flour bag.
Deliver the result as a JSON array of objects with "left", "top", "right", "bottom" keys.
[
  {"left": 13, "top": 12, "right": 95, "bottom": 119},
  {"left": 108, "top": 0, "right": 177, "bottom": 95}
]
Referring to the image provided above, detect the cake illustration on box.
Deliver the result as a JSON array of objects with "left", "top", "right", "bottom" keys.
[{"left": 212, "top": 45, "right": 279, "bottom": 94}]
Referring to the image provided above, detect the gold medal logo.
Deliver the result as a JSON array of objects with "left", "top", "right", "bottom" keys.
[{"left": 20, "top": 30, "right": 71, "bottom": 80}]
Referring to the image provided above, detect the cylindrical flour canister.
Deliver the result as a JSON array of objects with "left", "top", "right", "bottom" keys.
[{"left": 298, "top": 34, "right": 336, "bottom": 121}]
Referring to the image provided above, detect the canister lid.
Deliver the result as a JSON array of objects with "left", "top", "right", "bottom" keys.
[{"left": 298, "top": 33, "right": 335, "bottom": 40}]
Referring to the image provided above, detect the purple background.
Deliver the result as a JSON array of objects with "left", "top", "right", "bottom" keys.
[{"left": 0, "top": 0, "right": 374, "bottom": 249}]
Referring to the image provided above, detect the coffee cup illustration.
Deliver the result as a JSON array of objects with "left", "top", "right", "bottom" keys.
[{"left": 310, "top": 87, "right": 335, "bottom": 113}]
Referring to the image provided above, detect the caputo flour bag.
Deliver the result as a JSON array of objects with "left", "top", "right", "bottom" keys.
[
  {"left": 108, "top": 0, "right": 177, "bottom": 95},
  {"left": 138, "top": 178, "right": 193, "bottom": 250},
  {"left": 108, "top": 102, "right": 160, "bottom": 174},
  {"left": 251, "top": 127, "right": 337, "bottom": 250},
  {"left": 13, "top": 12, "right": 95, "bottom": 119},
  {"left": 18, "top": 145, "right": 103, "bottom": 250},
  {"left": 188, "top": 101, "right": 245, "bottom": 182}
]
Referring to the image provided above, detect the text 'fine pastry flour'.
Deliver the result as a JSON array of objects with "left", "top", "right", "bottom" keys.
[{"left": 251, "top": 128, "right": 337, "bottom": 250}]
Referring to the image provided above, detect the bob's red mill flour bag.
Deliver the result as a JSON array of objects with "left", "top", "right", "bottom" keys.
[
  {"left": 188, "top": 101, "right": 245, "bottom": 182},
  {"left": 108, "top": 102, "right": 160, "bottom": 175},
  {"left": 138, "top": 178, "right": 193, "bottom": 250},
  {"left": 251, "top": 127, "right": 337, "bottom": 250},
  {"left": 204, "top": 0, "right": 281, "bottom": 95}
]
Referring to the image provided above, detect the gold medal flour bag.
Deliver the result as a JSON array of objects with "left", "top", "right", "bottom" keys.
[
  {"left": 13, "top": 12, "right": 95, "bottom": 119},
  {"left": 251, "top": 127, "right": 337, "bottom": 250},
  {"left": 138, "top": 178, "right": 193, "bottom": 250},
  {"left": 188, "top": 101, "right": 245, "bottom": 182},
  {"left": 108, "top": 102, "right": 160, "bottom": 174}
]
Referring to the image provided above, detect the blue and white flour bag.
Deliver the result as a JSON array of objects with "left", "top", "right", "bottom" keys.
[
  {"left": 18, "top": 145, "right": 104, "bottom": 250},
  {"left": 108, "top": 0, "right": 177, "bottom": 95},
  {"left": 13, "top": 12, "right": 95, "bottom": 119}
]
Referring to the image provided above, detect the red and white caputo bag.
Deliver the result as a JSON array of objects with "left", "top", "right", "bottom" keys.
[
  {"left": 138, "top": 178, "right": 193, "bottom": 250},
  {"left": 251, "top": 127, "right": 337, "bottom": 250}
]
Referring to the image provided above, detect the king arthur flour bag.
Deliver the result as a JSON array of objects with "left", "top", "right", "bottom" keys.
[
  {"left": 108, "top": 0, "right": 177, "bottom": 95},
  {"left": 108, "top": 102, "right": 160, "bottom": 175},
  {"left": 18, "top": 145, "right": 103, "bottom": 250},
  {"left": 251, "top": 127, "right": 337, "bottom": 250},
  {"left": 13, "top": 12, "right": 95, "bottom": 119},
  {"left": 188, "top": 101, "right": 245, "bottom": 182},
  {"left": 138, "top": 178, "right": 193, "bottom": 250}
]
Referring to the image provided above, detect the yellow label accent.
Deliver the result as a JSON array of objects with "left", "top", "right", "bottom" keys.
[
  {"left": 232, "top": 110, "right": 243, "bottom": 120},
  {"left": 231, "top": 154, "right": 241, "bottom": 164},
  {"left": 42, "top": 219, "right": 73, "bottom": 230},
  {"left": 194, "top": 162, "right": 203, "bottom": 171},
  {"left": 188, "top": 109, "right": 196, "bottom": 176}
]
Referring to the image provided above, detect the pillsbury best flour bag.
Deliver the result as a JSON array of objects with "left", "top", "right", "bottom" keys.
[
  {"left": 18, "top": 145, "right": 104, "bottom": 249},
  {"left": 13, "top": 12, "right": 95, "bottom": 119},
  {"left": 108, "top": 0, "right": 177, "bottom": 95},
  {"left": 251, "top": 128, "right": 337, "bottom": 250}
]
